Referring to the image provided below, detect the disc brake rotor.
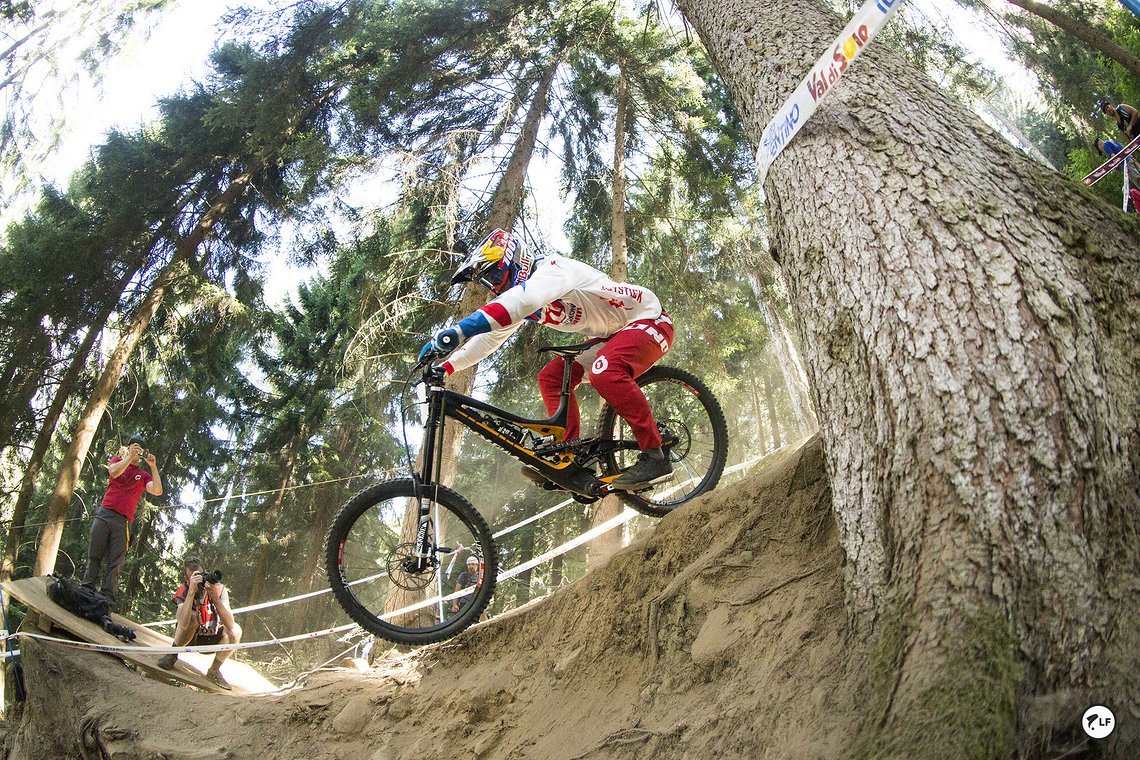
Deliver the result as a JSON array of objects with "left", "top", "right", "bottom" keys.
[{"left": 387, "top": 542, "right": 437, "bottom": 591}]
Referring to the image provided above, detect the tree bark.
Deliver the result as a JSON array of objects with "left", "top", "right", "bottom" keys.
[
  {"left": 1006, "top": 0, "right": 1140, "bottom": 81},
  {"left": 675, "top": 0, "right": 1140, "bottom": 747},
  {"left": 33, "top": 170, "right": 255, "bottom": 577}
]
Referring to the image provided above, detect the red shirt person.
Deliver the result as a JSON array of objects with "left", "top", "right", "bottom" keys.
[{"left": 80, "top": 434, "right": 162, "bottom": 598}]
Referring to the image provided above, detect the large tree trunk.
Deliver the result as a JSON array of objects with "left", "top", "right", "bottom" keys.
[
  {"left": 675, "top": 0, "right": 1140, "bottom": 751},
  {"left": 33, "top": 171, "right": 255, "bottom": 577}
]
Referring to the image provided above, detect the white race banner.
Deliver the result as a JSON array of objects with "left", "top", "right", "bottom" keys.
[{"left": 756, "top": 0, "right": 906, "bottom": 185}]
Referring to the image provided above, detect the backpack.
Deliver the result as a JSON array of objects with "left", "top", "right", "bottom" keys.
[{"left": 47, "top": 576, "right": 136, "bottom": 642}]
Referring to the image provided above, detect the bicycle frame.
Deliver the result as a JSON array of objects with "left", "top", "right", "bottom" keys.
[{"left": 415, "top": 354, "right": 633, "bottom": 502}]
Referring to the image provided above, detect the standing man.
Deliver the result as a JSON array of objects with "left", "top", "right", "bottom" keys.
[
  {"left": 80, "top": 433, "right": 162, "bottom": 600},
  {"left": 157, "top": 556, "right": 242, "bottom": 690}
]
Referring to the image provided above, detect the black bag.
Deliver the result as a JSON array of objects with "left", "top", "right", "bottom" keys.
[
  {"left": 48, "top": 576, "right": 111, "bottom": 621},
  {"left": 47, "top": 576, "right": 136, "bottom": 642}
]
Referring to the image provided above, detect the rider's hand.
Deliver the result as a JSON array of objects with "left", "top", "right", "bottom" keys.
[{"left": 417, "top": 326, "right": 463, "bottom": 361}]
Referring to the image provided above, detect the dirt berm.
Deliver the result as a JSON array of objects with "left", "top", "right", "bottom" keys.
[{"left": 5, "top": 438, "right": 862, "bottom": 759}]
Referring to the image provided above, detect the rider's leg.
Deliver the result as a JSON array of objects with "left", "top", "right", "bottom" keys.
[
  {"left": 538, "top": 357, "right": 585, "bottom": 440},
  {"left": 589, "top": 321, "right": 672, "bottom": 448},
  {"left": 590, "top": 316, "right": 676, "bottom": 488}
]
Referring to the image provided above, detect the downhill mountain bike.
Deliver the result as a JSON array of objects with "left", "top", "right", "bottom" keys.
[{"left": 325, "top": 341, "right": 729, "bottom": 644}]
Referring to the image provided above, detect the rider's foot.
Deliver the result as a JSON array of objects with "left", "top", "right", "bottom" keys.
[
  {"left": 157, "top": 653, "right": 178, "bottom": 670},
  {"left": 611, "top": 447, "right": 673, "bottom": 490},
  {"left": 520, "top": 466, "right": 548, "bottom": 486}
]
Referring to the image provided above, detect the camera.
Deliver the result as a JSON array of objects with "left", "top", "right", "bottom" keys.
[{"left": 198, "top": 570, "right": 223, "bottom": 585}]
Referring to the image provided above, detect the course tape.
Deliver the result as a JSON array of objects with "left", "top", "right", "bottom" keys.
[
  {"left": 140, "top": 496, "right": 583, "bottom": 627},
  {"left": 143, "top": 570, "right": 389, "bottom": 628},
  {"left": 15, "top": 456, "right": 762, "bottom": 656},
  {"left": 756, "top": 0, "right": 905, "bottom": 185},
  {"left": 1084, "top": 133, "right": 1140, "bottom": 186}
]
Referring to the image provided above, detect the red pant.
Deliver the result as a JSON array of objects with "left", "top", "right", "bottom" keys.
[{"left": 537, "top": 314, "right": 674, "bottom": 450}]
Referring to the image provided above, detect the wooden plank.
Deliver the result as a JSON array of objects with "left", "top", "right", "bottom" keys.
[{"left": 2, "top": 576, "right": 277, "bottom": 695}]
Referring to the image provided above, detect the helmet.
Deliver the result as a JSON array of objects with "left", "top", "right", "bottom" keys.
[
  {"left": 465, "top": 556, "right": 479, "bottom": 565},
  {"left": 451, "top": 228, "right": 535, "bottom": 296}
]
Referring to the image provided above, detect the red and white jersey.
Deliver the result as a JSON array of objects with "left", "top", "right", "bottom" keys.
[{"left": 446, "top": 253, "right": 663, "bottom": 373}]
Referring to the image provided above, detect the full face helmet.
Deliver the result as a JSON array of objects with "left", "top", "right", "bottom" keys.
[{"left": 451, "top": 228, "right": 535, "bottom": 296}]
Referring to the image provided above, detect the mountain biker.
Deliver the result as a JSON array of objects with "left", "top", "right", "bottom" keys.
[{"left": 419, "top": 228, "right": 675, "bottom": 490}]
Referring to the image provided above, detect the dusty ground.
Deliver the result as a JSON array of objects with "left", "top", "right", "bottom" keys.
[{"left": 3, "top": 439, "right": 863, "bottom": 759}]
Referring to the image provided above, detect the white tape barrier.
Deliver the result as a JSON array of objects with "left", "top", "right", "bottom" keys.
[
  {"left": 13, "top": 456, "right": 763, "bottom": 656},
  {"left": 139, "top": 498, "right": 583, "bottom": 627},
  {"left": 143, "top": 570, "right": 389, "bottom": 628},
  {"left": 756, "top": 0, "right": 906, "bottom": 185}
]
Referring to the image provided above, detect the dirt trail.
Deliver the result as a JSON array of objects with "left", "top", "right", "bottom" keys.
[{"left": 4, "top": 438, "right": 863, "bottom": 759}]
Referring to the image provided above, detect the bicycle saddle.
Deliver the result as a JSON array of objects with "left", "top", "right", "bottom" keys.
[{"left": 536, "top": 340, "right": 600, "bottom": 358}]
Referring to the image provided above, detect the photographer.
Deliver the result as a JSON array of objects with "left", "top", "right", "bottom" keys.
[
  {"left": 80, "top": 433, "right": 162, "bottom": 600},
  {"left": 156, "top": 556, "right": 241, "bottom": 690}
]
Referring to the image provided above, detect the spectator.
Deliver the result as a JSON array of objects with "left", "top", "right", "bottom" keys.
[
  {"left": 450, "top": 556, "right": 486, "bottom": 620},
  {"left": 1100, "top": 100, "right": 1140, "bottom": 142},
  {"left": 157, "top": 556, "right": 242, "bottom": 690},
  {"left": 80, "top": 434, "right": 162, "bottom": 600}
]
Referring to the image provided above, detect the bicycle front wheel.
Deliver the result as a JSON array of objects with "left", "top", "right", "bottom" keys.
[
  {"left": 598, "top": 366, "right": 728, "bottom": 517},
  {"left": 325, "top": 479, "right": 496, "bottom": 645}
]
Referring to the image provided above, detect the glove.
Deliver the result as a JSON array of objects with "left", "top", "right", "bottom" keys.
[{"left": 417, "top": 326, "right": 464, "bottom": 362}]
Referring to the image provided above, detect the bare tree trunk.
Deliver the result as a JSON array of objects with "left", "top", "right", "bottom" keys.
[
  {"left": 675, "top": 0, "right": 1140, "bottom": 750},
  {"left": 385, "top": 57, "right": 561, "bottom": 619},
  {"left": 291, "top": 495, "right": 338, "bottom": 634},
  {"left": 589, "top": 66, "right": 631, "bottom": 571},
  {"left": 761, "top": 370, "right": 782, "bottom": 451},
  {"left": 746, "top": 255, "right": 818, "bottom": 438},
  {"left": 248, "top": 442, "right": 298, "bottom": 604},
  {"left": 748, "top": 374, "right": 767, "bottom": 455},
  {"left": 33, "top": 170, "right": 255, "bottom": 577},
  {"left": 609, "top": 67, "right": 630, "bottom": 284}
]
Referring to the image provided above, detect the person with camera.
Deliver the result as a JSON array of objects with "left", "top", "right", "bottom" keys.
[
  {"left": 80, "top": 433, "right": 163, "bottom": 600},
  {"left": 157, "top": 556, "right": 242, "bottom": 690}
]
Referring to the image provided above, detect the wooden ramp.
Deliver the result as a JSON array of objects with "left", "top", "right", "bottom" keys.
[{"left": 2, "top": 576, "right": 278, "bottom": 696}]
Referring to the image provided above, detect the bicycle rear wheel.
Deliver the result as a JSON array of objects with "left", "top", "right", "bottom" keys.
[
  {"left": 325, "top": 479, "right": 496, "bottom": 645},
  {"left": 597, "top": 366, "right": 728, "bottom": 517}
]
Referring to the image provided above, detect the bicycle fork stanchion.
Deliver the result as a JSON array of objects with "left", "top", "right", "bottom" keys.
[{"left": 433, "top": 503, "right": 445, "bottom": 623}]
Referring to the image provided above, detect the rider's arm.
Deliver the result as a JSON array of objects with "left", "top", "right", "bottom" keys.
[{"left": 443, "top": 264, "right": 572, "bottom": 374}]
